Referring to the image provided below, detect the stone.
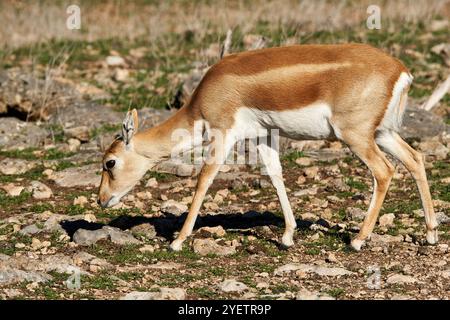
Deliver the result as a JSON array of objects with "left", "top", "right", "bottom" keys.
[
  {"left": 347, "top": 207, "right": 366, "bottom": 221},
  {"left": 295, "top": 157, "right": 314, "bottom": 166},
  {"left": 139, "top": 245, "right": 155, "bottom": 253},
  {"left": 130, "top": 223, "right": 157, "bottom": 239},
  {"left": 0, "top": 118, "right": 48, "bottom": 149},
  {"left": 121, "top": 288, "right": 186, "bottom": 300},
  {"left": 370, "top": 233, "right": 403, "bottom": 244},
  {"left": 103, "top": 226, "right": 141, "bottom": 245},
  {"left": 50, "top": 164, "right": 101, "bottom": 187},
  {"left": 294, "top": 187, "right": 318, "bottom": 197},
  {"left": 19, "top": 224, "right": 42, "bottom": 236},
  {"left": 106, "top": 55, "right": 125, "bottom": 67},
  {"left": 145, "top": 178, "right": 158, "bottom": 188},
  {"left": 303, "top": 166, "right": 319, "bottom": 179},
  {"left": 436, "top": 212, "right": 450, "bottom": 224},
  {"left": 73, "top": 226, "right": 140, "bottom": 246},
  {"left": 64, "top": 126, "right": 90, "bottom": 142},
  {"left": 73, "top": 195, "right": 89, "bottom": 207},
  {"left": 192, "top": 238, "right": 236, "bottom": 256},
  {"left": 274, "top": 263, "right": 353, "bottom": 277},
  {"left": 67, "top": 138, "right": 81, "bottom": 152},
  {"left": 431, "top": 19, "right": 449, "bottom": 31},
  {"left": 160, "top": 200, "right": 188, "bottom": 216},
  {"left": 0, "top": 158, "right": 36, "bottom": 175},
  {"left": 386, "top": 274, "right": 420, "bottom": 285},
  {"left": 113, "top": 69, "right": 130, "bottom": 82},
  {"left": 0, "top": 183, "right": 24, "bottom": 196},
  {"left": 391, "top": 294, "right": 412, "bottom": 300},
  {"left": 203, "top": 202, "right": 219, "bottom": 211},
  {"left": 0, "top": 269, "right": 52, "bottom": 285},
  {"left": 400, "top": 105, "right": 450, "bottom": 139},
  {"left": 296, "top": 289, "right": 335, "bottom": 300},
  {"left": 379, "top": 213, "right": 395, "bottom": 227},
  {"left": 29, "top": 181, "right": 52, "bottom": 199},
  {"left": 218, "top": 279, "right": 248, "bottom": 293},
  {"left": 440, "top": 269, "right": 450, "bottom": 279},
  {"left": 197, "top": 226, "right": 226, "bottom": 238},
  {"left": 418, "top": 139, "right": 449, "bottom": 160},
  {"left": 73, "top": 228, "right": 109, "bottom": 246}
]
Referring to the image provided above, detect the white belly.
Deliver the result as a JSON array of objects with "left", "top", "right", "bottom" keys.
[{"left": 233, "top": 103, "right": 334, "bottom": 140}]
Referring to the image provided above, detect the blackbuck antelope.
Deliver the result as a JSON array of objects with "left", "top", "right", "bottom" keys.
[{"left": 98, "top": 43, "right": 438, "bottom": 252}]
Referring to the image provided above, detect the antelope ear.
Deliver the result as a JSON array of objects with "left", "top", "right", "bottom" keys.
[{"left": 122, "top": 109, "right": 139, "bottom": 144}]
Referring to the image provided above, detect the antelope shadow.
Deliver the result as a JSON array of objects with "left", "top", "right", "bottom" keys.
[{"left": 60, "top": 210, "right": 350, "bottom": 244}]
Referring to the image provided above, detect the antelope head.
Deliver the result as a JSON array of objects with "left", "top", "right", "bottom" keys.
[{"left": 97, "top": 109, "right": 152, "bottom": 208}]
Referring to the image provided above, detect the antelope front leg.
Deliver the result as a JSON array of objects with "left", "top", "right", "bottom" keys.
[{"left": 170, "top": 162, "right": 222, "bottom": 251}]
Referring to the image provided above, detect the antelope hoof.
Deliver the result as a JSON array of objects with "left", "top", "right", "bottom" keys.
[
  {"left": 426, "top": 229, "right": 438, "bottom": 245},
  {"left": 281, "top": 233, "right": 295, "bottom": 248},
  {"left": 169, "top": 239, "right": 184, "bottom": 251},
  {"left": 350, "top": 238, "right": 365, "bottom": 251}
]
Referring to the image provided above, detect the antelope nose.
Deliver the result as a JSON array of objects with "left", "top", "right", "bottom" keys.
[{"left": 97, "top": 198, "right": 101, "bottom": 206}]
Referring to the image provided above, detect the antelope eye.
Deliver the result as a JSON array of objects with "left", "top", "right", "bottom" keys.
[{"left": 106, "top": 160, "right": 116, "bottom": 169}]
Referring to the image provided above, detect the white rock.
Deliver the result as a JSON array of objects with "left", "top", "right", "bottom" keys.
[
  {"left": 0, "top": 158, "right": 36, "bottom": 175},
  {"left": 1, "top": 183, "right": 24, "bottom": 196},
  {"left": 296, "top": 289, "right": 335, "bottom": 300},
  {"left": 73, "top": 196, "right": 89, "bottom": 207},
  {"left": 370, "top": 233, "right": 403, "bottom": 244},
  {"left": 106, "top": 55, "right": 125, "bottom": 67},
  {"left": 29, "top": 181, "right": 52, "bottom": 199},
  {"left": 64, "top": 126, "right": 90, "bottom": 142},
  {"left": 379, "top": 213, "right": 395, "bottom": 227},
  {"left": 145, "top": 178, "right": 158, "bottom": 188},
  {"left": 386, "top": 274, "right": 420, "bottom": 285},
  {"left": 121, "top": 288, "right": 186, "bottom": 300},
  {"left": 67, "top": 138, "right": 81, "bottom": 152},
  {"left": 197, "top": 226, "right": 226, "bottom": 237},
  {"left": 113, "top": 68, "right": 130, "bottom": 82},
  {"left": 160, "top": 200, "right": 188, "bottom": 216},
  {"left": 218, "top": 279, "right": 248, "bottom": 293}
]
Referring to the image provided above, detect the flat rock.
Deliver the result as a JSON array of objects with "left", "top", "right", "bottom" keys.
[
  {"left": 192, "top": 238, "right": 236, "bottom": 256},
  {"left": 73, "top": 226, "right": 140, "bottom": 246},
  {"left": 0, "top": 158, "right": 37, "bottom": 175},
  {"left": 296, "top": 289, "right": 335, "bottom": 300},
  {"left": 19, "top": 224, "right": 42, "bottom": 236},
  {"left": 73, "top": 228, "right": 109, "bottom": 246},
  {"left": 0, "top": 118, "right": 48, "bottom": 149},
  {"left": 49, "top": 163, "right": 101, "bottom": 187},
  {"left": 0, "top": 269, "right": 52, "bottom": 285},
  {"left": 274, "top": 263, "right": 353, "bottom": 277},
  {"left": 121, "top": 288, "right": 186, "bottom": 300},
  {"left": 160, "top": 199, "right": 188, "bottom": 216},
  {"left": 64, "top": 126, "right": 90, "bottom": 142},
  {"left": 197, "top": 226, "right": 226, "bottom": 237},
  {"left": 0, "top": 183, "right": 24, "bottom": 196},
  {"left": 104, "top": 226, "right": 141, "bottom": 245},
  {"left": 400, "top": 105, "right": 450, "bottom": 139},
  {"left": 386, "top": 274, "right": 420, "bottom": 285},
  {"left": 370, "top": 233, "right": 404, "bottom": 244},
  {"left": 218, "top": 279, "right": 248, "bottom": 293}
]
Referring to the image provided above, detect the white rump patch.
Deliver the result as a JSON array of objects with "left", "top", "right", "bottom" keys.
[{"left": 378, "top": 72, "right": 413, "bottom": 132}]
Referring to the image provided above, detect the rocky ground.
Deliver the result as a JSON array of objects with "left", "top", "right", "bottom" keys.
[{"left": 0, "top": 6, "right": 449, "bottom": 300}]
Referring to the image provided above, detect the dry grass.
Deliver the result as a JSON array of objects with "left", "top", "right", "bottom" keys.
[{"left": 0, "top": 0, "right": 449, "bottom": 49}]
